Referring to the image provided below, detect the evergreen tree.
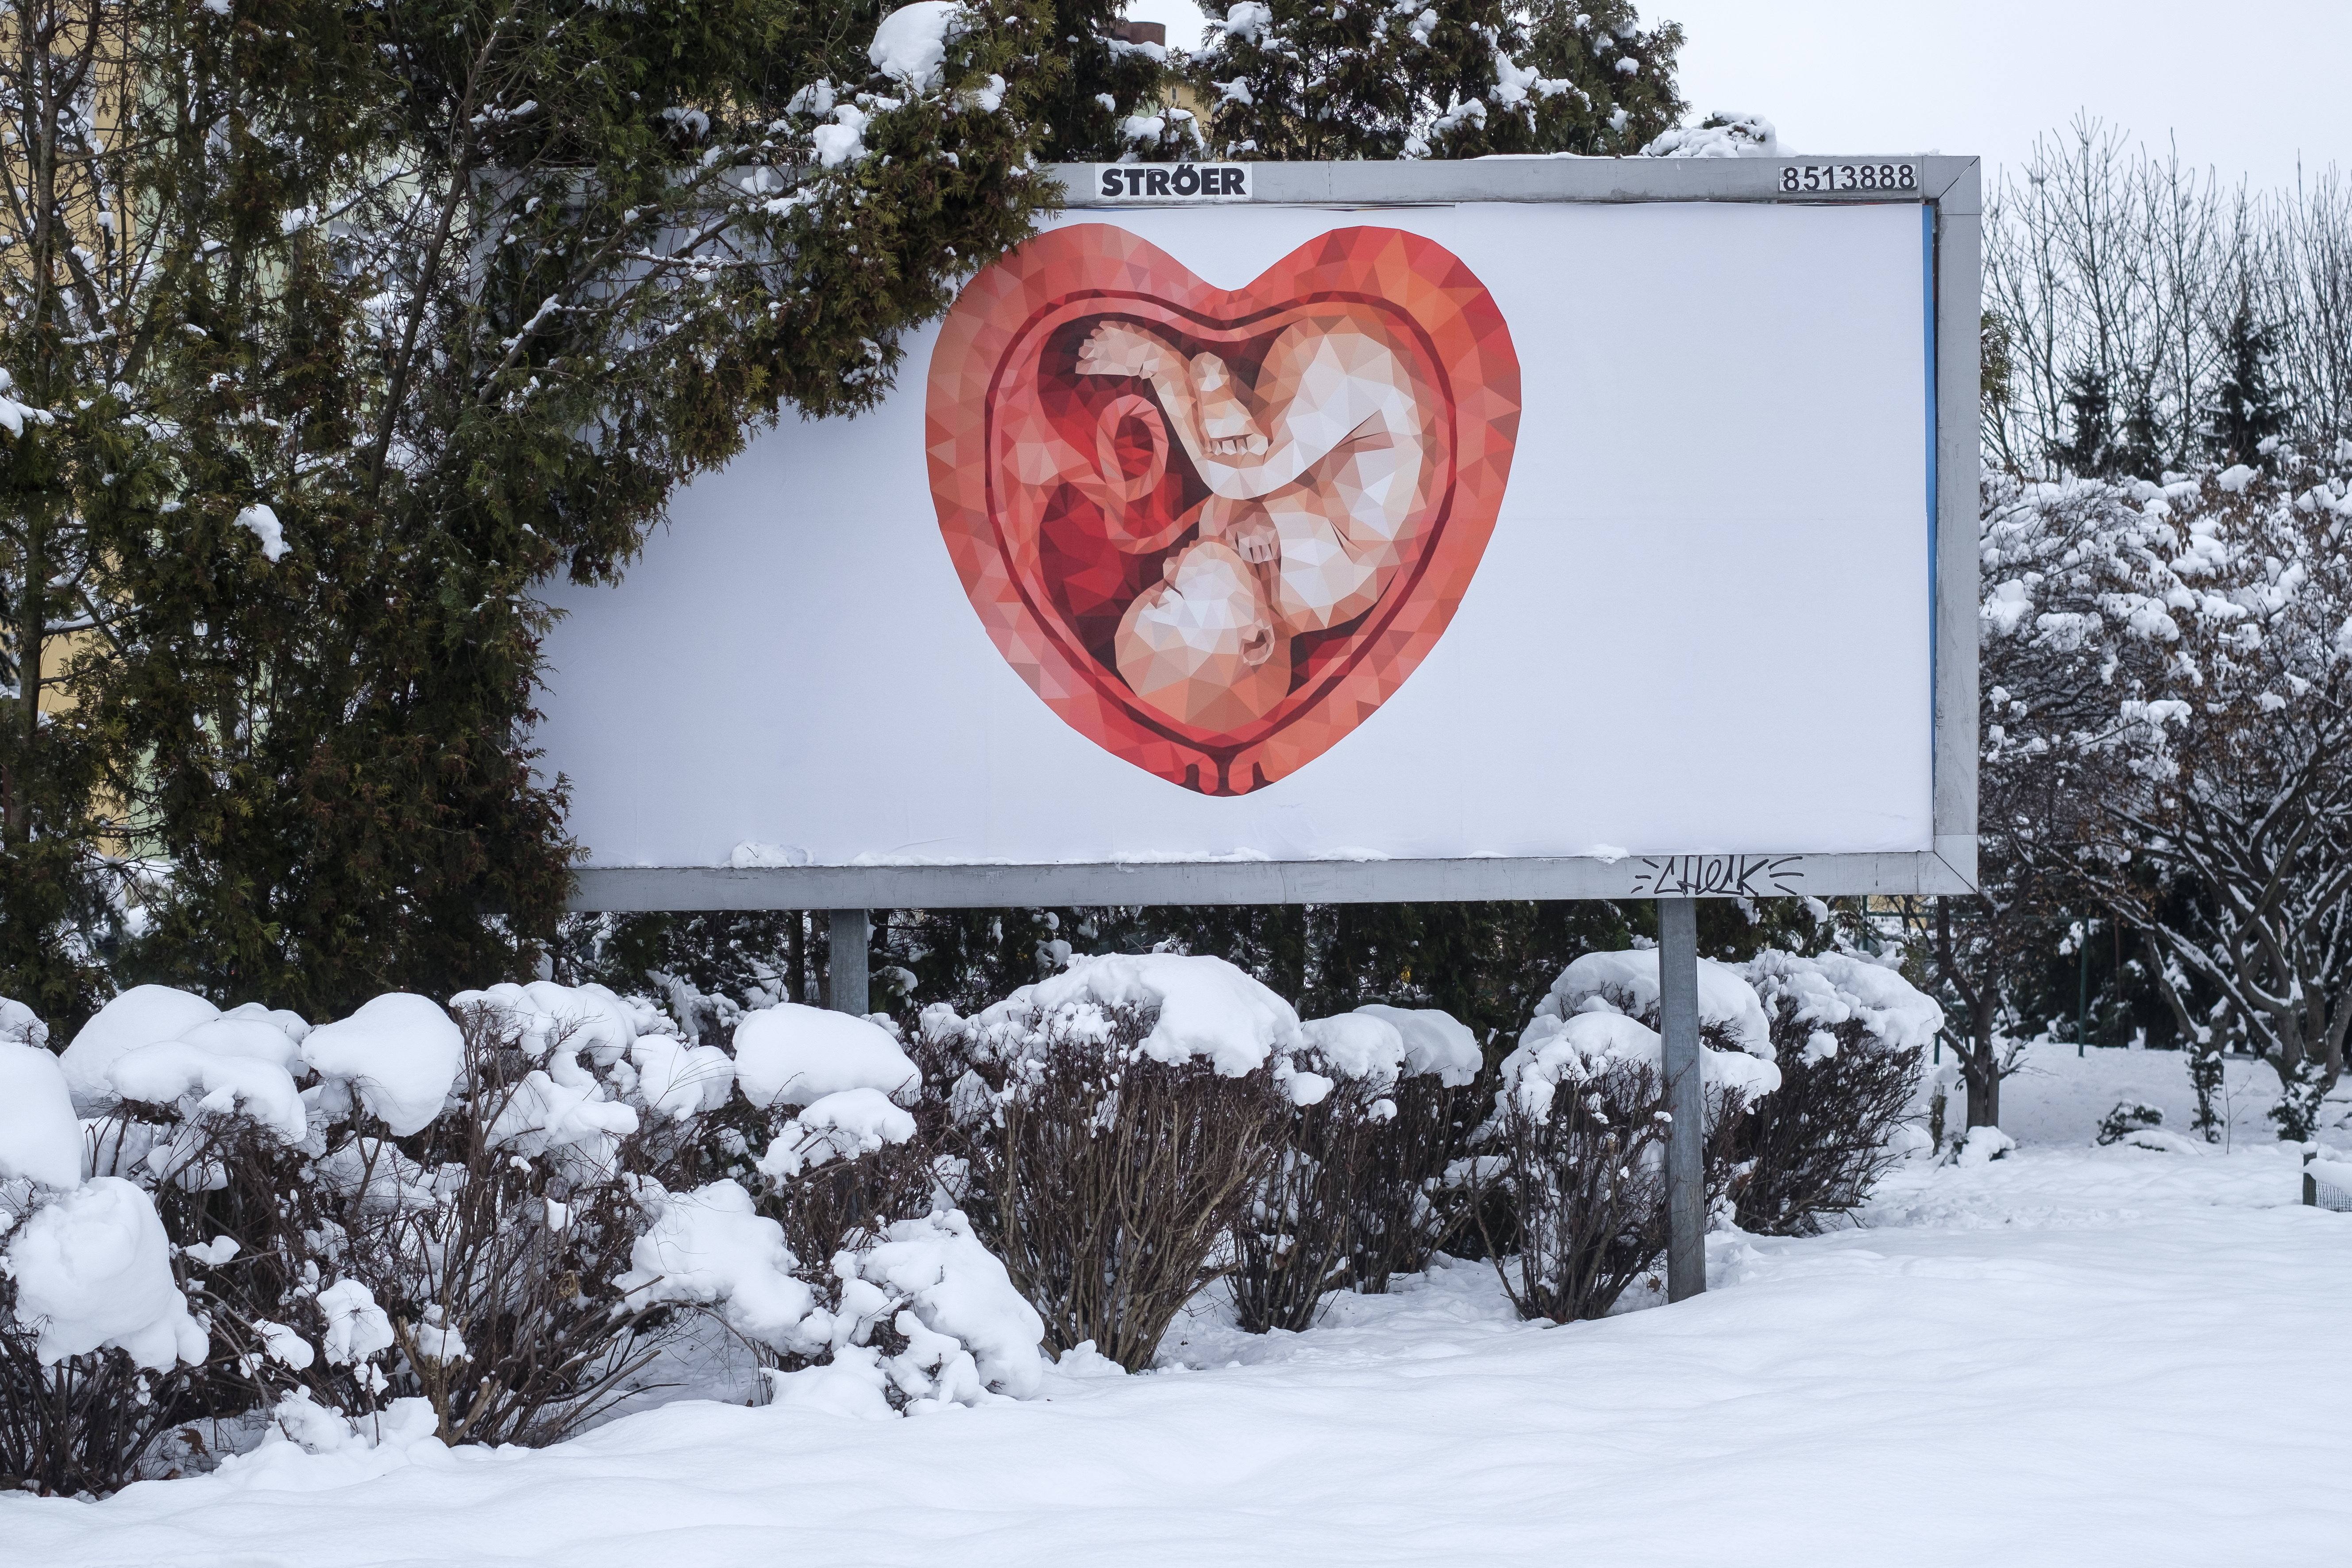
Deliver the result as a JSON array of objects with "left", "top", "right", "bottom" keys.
[
  {"left": 5, "top": 0, "right": 1059, "bottom": 1020},
  {"left": 2051, "top": 362, "right": 2117, "bottom": 478},
  {"left": 2114, "top": 387, "right": 2169, "bottom": 483},
  {"left": 1030, "top": 1, "right": 1202, "bottom": 161},
  {"left": 2205, "top": 293, "right": 2286, "bottom": 468},
  {"left": 1188, "top": 0, "right": 1683, "bottom": 162}
]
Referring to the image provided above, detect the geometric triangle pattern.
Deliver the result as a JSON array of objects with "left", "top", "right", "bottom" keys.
[{"left": 926, "top": 223, "right": 1521, "bottom": 795}]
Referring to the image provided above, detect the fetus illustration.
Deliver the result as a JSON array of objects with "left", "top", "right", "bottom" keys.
[
  {"left": 925, "top": 223, "right": 1519, "bottom": 795},
  {"left": 1075, "top": 313, "right": 1430, "bottom": 731}
]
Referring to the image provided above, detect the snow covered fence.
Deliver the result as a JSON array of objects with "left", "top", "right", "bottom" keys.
[{"left": 2306, "top": 1154, "right": 2352, "bottom": 1211}]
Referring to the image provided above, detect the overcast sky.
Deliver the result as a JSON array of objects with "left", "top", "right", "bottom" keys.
[{"left": 1122, "top": 0, "right": 2348, "bottom": 194}]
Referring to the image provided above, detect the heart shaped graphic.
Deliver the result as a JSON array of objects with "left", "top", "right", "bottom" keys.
[{"left": 926, "top": 223, "right": 1520, "bottom": 795}]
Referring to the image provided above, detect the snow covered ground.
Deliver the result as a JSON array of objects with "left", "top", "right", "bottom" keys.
[{"left": 7, "top": 1045, "right": 2348, "bottom": 1568}]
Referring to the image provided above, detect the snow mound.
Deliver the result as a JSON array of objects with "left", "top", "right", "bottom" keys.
[
  {"left": 769, "top": 1349, "right": 898, "bottom": 1418},
  {"left": 189, "top": 1007, "right": 311, "bottom": 1063},
  {"left": 1503, "top": 1009, "right": 1781, "bottom": 1117},
  {"left": 733, "top": 1004, "right": 920, "bottom": 1110},
  {"left": 1955, "top": 1125, "right": 2017, "bottom": 1167},
  {"left": 2113, "top": 1127, "right": 2209, "bottom": 1156},
  {"left": 217, "top": 1391, "right": 444, "bottom": 1490},
  {"left": 4, "top": 1177, "right": 207, "bottom": 1368},
  {"left": 1541, "top": 949, "right": 1774, "bottom": 1058},
  {"left": 870, "top": 1, "right": 968, "bottom": 91},
  {"left": 58, "top": 985, "right": 226, "bottom": 1110},
  {"left": 1744, "top": 950, "right": 1943, "bottom": 1057},
  {"left": 1643, "top": 111, "right": 1778, "bottom": 158},
  {"left": 620, "top": 1182, "right": 1046, "bottom": 1413},
  {"left": 301, "top": 994, "right": 465, "bottom": 1137},
  {"left": 975, "top": 953, "right": 1303, "bottom": 1077},
  {"left": 0, "top": 1038, "right": 83, "bottom": 1190},
  {"left": 1353, "top": 1004, "right": 1482, "bottom": 1086}
]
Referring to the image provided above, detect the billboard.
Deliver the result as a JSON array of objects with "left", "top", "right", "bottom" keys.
[{"left": 542, "top": 159, "right": 1981, "bottom": 908}]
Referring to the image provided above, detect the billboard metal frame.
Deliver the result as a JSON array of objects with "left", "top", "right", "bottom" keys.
[{"left": 571, "top": 156, "right": 1981, "bottom": 911}]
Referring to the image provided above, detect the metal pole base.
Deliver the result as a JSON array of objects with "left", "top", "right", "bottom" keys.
[
  {"left": 826, "top": 909, "right": 870, "bottom": 1016},
  {"left": 1658, "top": 898, "right": 1705, "bottom": 1302}
]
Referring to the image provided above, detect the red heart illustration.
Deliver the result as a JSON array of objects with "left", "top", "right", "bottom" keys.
[{"left": 926, "top": 223, "right": 1520, "bottom": 796}]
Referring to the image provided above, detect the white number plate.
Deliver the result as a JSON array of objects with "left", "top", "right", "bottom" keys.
[{"left": 1779, "top": 162, "right": 1919, "bottom": 194}]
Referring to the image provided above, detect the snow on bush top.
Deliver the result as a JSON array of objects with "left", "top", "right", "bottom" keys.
[
  {"left": 0, "top": 1038, "right": 82, "bottom": 1190},
  {"left": 755, "top": 1087, "right": 919, "bottom": 1180},
  {"left": 110, "top": 1036, "right": 311, "bottom": 1145},
  {"left": 4, "top": 1176, "right": 206, "bottom": 1368},
  {"left": 618, "top": 1180, "right": 824, "bottom": 1356},
  {"left": 300, "top": 993, "right": 465, "bottom": 1137},
  {"left": 617, "top": 1182, "right": 1045, "bottom": 1409},
  {"left": 627, "top": 1032, "right": 736, "bottom": 1121},
  {"left": 869, "top": 1, "right": 968, "bottom": 91},
  {"left": 59, "top": 985, "right": 232, "bottom": 1107},
  {"left": 1298, "top": 1013, "right": 1407, "bottom": 1086},
  {"left": 1353, "top": 1004, "right": 1482, "bottom": 1086},
  {"left": 856, "top": 1209, "right": 1045, "bottom": 1401},
  {"left": 451, "top": 980, "right": 642, "bottom": 1066},
  {"left": 974, "top": 953, "right": 1303, "bottom": 1077},
  {"left": 1744, "top": 950, "right": 1943, "bottom": 1059},
  {"left": 1, "top": 995, "right": 47, "bottom": 1049},
  {"left": 733, "top": 1004, "right": 920, "bottom": 1109},
  {"left": 1539, "top": 949, "right": 1774, "bottom": 1058},
  {"left": 1502, "top": 1009, "right": 1781, "bottom": 1116},
  {"left": 58, "top": 986, "right": 316, "bottom": 1144}
]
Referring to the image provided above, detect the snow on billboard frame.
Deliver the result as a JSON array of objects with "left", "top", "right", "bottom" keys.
[{"left": 560, "top": 156, "right": 1981, "bottom": 912}]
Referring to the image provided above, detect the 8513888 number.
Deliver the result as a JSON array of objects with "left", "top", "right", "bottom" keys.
[{"left": 1779, "top": 163, "right": 1917, "bottom": 193}]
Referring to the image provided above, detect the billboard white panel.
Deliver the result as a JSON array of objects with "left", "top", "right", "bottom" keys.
[{"left": 539, "top": 194, "right": 1937, "bottom": 885}]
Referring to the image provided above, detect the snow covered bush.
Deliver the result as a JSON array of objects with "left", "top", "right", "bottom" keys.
[
  {"left": 1728, "top": 952, "right": 1941, "bottom": 1234},
  {"left": 1229, "top": 1006, "right": 1480, "bottom": 1333},
  {"left": 929, "top": 954, "right": 1298, "bottom": 1369},
  {"left": 2, "top": 1014, "right": 217, "bottom": 1493},
  {"left": 617, "top": 1183, "right": 1043, "bottom": 1416},
  {"left": 2096, "top": 1102, "right": 2167, "bottom": 1146},
  {"left": 1468, "top": 953, "right": 1779, "bottom": 1322},
  {"left": 735, "top": 1004, "right": 943, "bottom": 1279},
  {"left": 4, "top": 976, "right": 1046, "bottom": 1486}
]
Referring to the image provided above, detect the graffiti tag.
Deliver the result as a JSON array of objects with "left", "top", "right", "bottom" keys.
[{"left": 1628, "top": 855, "right": 1807, "bottom": 898}]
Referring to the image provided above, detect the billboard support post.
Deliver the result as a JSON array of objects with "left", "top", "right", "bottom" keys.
[
  {"left": 1658, "top": 897, "right": 1704, "bottom": 1302},
  {"left": 827, "top": 909, "right": 870, "bottom": 1016}
]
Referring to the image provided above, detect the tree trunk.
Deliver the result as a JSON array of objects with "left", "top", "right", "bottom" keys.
[{"left": 1963, "top": 997, "right": 2002, "bottom": 1129}]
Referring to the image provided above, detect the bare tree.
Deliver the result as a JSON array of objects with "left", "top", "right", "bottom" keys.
[{"left": 1985, "top": 117, "right": 2346, "bottom": 478}]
